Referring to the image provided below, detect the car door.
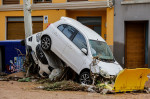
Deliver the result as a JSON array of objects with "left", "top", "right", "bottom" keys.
[
  {"left": 63, "top": 29, "right": 88, "bottom": 74},
  {"left": 55, "top": 24, "right": 77, "bottom": 61}
]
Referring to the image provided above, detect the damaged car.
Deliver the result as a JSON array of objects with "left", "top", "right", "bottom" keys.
[
  {"left": 25, "top": 32, "right": 64, "bottom": 78},
  {"left": 40, "top": 17, "right": 123, "bottom": 84}
]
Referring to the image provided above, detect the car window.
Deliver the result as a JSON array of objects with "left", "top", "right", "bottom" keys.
[
  {"left": 58, "top": 24, "right": 66, "bottom": 32},
  {"left": 72, "top": 32, "right": 87, "bottom": 50},
  {"left": 58, "top": 24, "right": 77, "bottom": 39}
]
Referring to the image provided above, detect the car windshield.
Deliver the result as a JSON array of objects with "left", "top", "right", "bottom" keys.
[{"left": 89, "top": 40, "right": 114, "bottom": 60}]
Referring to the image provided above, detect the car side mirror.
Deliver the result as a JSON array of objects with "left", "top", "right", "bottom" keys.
[{"left": 81, "top": 48, "right": 87, "bottom": 55}]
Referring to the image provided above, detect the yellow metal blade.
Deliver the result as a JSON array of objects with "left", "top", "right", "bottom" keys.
[{"left": 113, "top": 68, "right": 150, "bottom": 92}]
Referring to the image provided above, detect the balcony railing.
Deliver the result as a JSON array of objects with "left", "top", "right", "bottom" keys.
[
  {"left": 121, "top": 0, "right": 150, "bottom": 4},
  {"left": 67, "top": 0, "right": 88, "bottom": 2},
  {"left": 33, "top": 0, "right": 52, "bottom": 4}
]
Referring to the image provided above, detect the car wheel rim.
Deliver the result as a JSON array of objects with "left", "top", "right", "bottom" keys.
[
  {"left": 42, "top": 37, "right": 50, "bottom": 49},
  {"left": 80, "top": 73, "right": 91, "bottom": 84}
]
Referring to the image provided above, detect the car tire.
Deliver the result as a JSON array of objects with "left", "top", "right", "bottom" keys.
[
  {"left": 79, "top": 71, "right": 92, "bottom": 85},
  {"left": 41, "top": 36, "right": 51, "bottom": 51},
  {"left": 36, "top": 44, "right": 48, "bottom": 64}
]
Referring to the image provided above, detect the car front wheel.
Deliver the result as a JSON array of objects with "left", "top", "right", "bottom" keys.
[
  {"left": 80, "top": 71, "right": 92, "bottom": 85},
  {"left": 41, "top": 36, "right": 51, "bottom": 51}
]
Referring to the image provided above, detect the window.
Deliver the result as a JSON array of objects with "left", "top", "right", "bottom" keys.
[
  {"left": 58, "top": 24, "right": 87, "bottom": 50},
  {"left": 58, "top": 24, "right": 67, "bottom": 32},
  {"left": 33, "top": 0, "right": 52, "bottom": 3},
  {"left": 77, "top": 17, "right": 102, "bottom": 36},
  {"left": 72, "top": 32, "right": 87, "bottom": 50},
  {"left": 68, "top": 0, "right": 88, "bottom": 2},
  {"left": 58, "top": 24, "right": 77, "bottom": 39},
  {"left": 3, "top": 0, "right": 19, "bottom": 5}
]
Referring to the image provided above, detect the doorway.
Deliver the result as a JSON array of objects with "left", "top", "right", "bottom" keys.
[{"left": 125, "top": 21, "right": 148, "bottom": 68}]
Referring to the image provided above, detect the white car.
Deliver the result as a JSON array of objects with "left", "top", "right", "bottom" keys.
[
  {"left": 26, "top": 32, "right": 63, "bottom": 77},
  {"left": 41, "top": 17, "right": 123, "bottom": 84}
]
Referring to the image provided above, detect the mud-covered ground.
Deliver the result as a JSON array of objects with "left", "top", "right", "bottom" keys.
[{"left": 0, "top": 81, "right": 150, "bottom": 99}]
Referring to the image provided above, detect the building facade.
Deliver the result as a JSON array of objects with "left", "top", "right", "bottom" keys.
[
  {"left": 0, "top": 0, "right": 114, "bottom": 50},
  {"left": 114, "top": 0, "right": 150, "bottom": 68}
]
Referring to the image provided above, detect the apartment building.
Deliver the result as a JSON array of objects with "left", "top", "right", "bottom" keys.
[
  {"left": 0, "top": 0, "right": 114, "bottom": 50},
  {"left": 114, "top": 0, "right": 150, "bottom": 68}
]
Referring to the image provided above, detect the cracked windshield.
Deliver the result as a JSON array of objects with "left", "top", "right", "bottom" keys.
[{"left": 89, "top": 40, "right": 114, "bottom": 60}]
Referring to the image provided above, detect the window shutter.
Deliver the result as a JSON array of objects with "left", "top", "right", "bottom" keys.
[{"left": 3, "top": 0, "right": 19, "bottom": 5}]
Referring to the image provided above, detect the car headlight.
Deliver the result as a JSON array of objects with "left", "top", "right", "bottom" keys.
[
  {"left": 36, "top": 32, "right": 42, "bottom": 42},
  {"left": 99, "top": 68, "right": 110, "bottom": 79}
]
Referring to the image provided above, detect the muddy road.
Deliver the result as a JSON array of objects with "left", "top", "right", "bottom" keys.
[{"left": 0, "top": 81, "right": 150, "bottom": 99}]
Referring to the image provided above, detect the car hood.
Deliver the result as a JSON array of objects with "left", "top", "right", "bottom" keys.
[{"left": 98, "top": 61, "right": 123, "bottom": 76}]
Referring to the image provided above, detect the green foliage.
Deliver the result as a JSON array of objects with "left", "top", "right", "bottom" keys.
[{"left": 18, "top": 77, "right": 30, "bottom": 82}]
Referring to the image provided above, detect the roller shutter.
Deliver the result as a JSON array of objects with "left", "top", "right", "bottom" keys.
[{"left": 7, "top": 17, "right": 43, "bottom": 40}]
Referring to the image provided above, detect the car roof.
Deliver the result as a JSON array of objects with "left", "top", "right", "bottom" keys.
[{"left": 59, "top": 17, "right": 105, "bottom": 42}]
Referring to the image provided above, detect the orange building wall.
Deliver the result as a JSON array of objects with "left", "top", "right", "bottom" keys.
[
  {"left": 0, "top": 10, "right": 66, "bottom": 40},
  {"left": 106, "top": 7, "right": 114, "bottom": 46},
  {"left": 0, "top": 0, "right": 2, "bottom": 5},
  {"left": 20, "top": 0, "right": 33, "bottom": 5},
  {"left": 52, "top": 0, "right": 66, "bottom": 3}
]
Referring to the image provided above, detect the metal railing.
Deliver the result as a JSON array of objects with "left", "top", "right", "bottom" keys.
[{"left": 33, "top": 0, "right": 52, "bottom": 3}]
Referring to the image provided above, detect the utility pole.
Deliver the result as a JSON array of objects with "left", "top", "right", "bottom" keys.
[{"left": 23, "top": 0, "right": 32, "bottom": 38}]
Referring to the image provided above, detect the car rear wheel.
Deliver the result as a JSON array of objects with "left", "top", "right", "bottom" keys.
[
  {"left": 41, "top": 36, "right": 51, "bottom": 51},
  {"left": 80, "top": 71, "right": 92, "bottom": 85}
]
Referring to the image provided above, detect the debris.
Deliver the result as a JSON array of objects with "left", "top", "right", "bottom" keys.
[
  {"left": 100, "top": 89, "right": 110, "bottom": 94},
  {"left": 87, "top": 86, "right": 96, "bottom": 93},
  {"left": 148, "top": 88, "right": 150, "bottom": 92},
  {"left": 0, "top": 77, "right": 9, "bottom": 81},
  {"left": 0, "top": 72, "right": 8, "bottom": 76},
  {"left": 37, "top": 86, "right": 45, "bottom": 89},
  {"left": 49, "top": 68, "right": 63, "bottom": 81},
  {"left": 97, "top": 83, "right": 113, "bottom": 90},
  {"left": 18, "top": 77, "right": 30, "bottom": 82},
  {"left": 8, "top": 76, "right": 22, "bottom": 81},
  {"left": 43, "top": 80, "right": 89, "bottom": 91}
]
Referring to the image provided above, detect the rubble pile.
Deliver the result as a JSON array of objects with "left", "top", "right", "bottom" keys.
[{"left": 36, "top": 79, "right": 114, "bottom": 94}]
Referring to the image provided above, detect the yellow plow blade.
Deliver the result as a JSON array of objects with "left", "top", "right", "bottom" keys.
[{"left": 113, "top": 68, "right": 150, "bottom": 92}]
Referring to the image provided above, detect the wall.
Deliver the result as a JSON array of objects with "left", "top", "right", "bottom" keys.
[
  {"left": 0, "top": 10, "right": 66, "bottom": 40},
  {"left": 67, "top": 10, "right": 106, "bottom": 40},
  {"left": 0, "top": 0, "right": 2, "bottom": 5},
  {"left": 53, "top": 0, "right": 107, "bottom": 3},
  {"left": 114, "top": 0, "right": 150, "bottom": 67},
  {"left": 52, "top": 0, "right": 66, "bottom": 3},
  {"left": 20, "top": 0, "right": 33, "bottom": 5},
  {"left": 89, "top": 0, "right": 106, "bottom": 1},
  {"left": 106, "top": 7, "right": 114, "bottom": 50}
]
